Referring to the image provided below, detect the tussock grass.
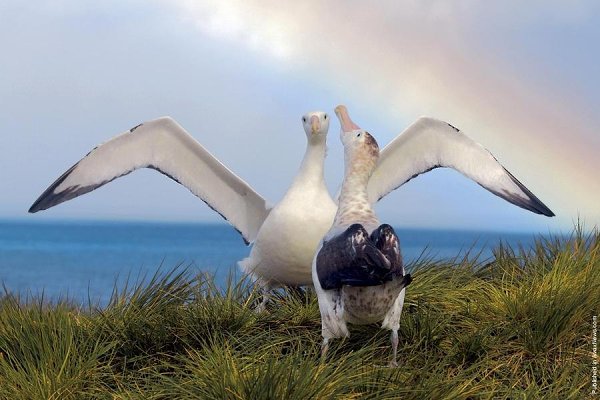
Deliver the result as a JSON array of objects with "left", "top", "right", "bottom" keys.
[{"left": 0, "top": 227, "right": 597, "bottom": 399}]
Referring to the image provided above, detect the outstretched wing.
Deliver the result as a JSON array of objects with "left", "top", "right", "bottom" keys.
[
  {"left": 367, "top": 117, "right": 554, "bottom": 217},
  {"left": 316, "top": 224, "right": 395, "bottom": 290},
  {"left": 29, "top": 117, "right": 271, "bottom": 244}
]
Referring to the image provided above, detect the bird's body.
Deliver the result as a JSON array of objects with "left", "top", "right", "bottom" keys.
[
  {"left": 315, "top": 223, "right": 409, "bottom": 333},
  {"left": 242, "top": 203, "right": 334, "bottom": 286},
  {"left": 240, "top": 141, "right": 336, "bottom": 286},
  {"left": 313, "top": 105, "right": 411, "bottom": 365}
]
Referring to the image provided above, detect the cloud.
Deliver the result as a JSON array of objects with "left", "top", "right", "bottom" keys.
[
  {"left": 165, "top": 0, "right": 600, "bottom": 226},
  {"left": 2, "top": 0, "right": 597, "bottom": 229}
]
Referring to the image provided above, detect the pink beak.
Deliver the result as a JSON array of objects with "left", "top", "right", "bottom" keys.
[
  {"left": 334, "top": 105, "right": 360, "bottom": 133},
  {"left": 310, "top": 115, "right": 320, "bottom": 134}
]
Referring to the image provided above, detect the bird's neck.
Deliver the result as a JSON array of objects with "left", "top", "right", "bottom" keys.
[
  {"left": 333, "top": 160, "right": 378, "bottom": 228},
  {"left": 293, "top": 140, "right": 327, "bottom": 186}
]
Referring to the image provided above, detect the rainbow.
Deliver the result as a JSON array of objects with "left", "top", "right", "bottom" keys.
[{"left": 167, "top": 0, "right": 600, "bottom": 228}]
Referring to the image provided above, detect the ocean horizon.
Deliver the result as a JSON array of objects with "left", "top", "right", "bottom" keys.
[{"left": 0, "top": 219, "right": 556, "bottom": 305}]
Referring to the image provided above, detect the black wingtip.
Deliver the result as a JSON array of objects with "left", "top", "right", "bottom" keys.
[
  {"left": 503, "top": 168, "right": 555, "bottom": 217},
  {"left": 27, "top": 162, "right": 81, "bottom": 214}
]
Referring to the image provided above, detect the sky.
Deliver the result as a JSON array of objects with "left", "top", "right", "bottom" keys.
[{"left": 1, "top": 1, "right": 599, "bottom": 233}]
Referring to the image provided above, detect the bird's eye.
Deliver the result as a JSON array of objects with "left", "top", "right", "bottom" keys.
[
  {"left": 324, "top": 114, "right": 328, "bottom": 120},
  {"left": 356, "top": 132, "right": 361, "bottom": 137},
  {"left": 302, "top": 117, "right": 307, "bottom": 123}
]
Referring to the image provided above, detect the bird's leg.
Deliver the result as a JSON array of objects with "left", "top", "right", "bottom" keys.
[
  {"left": 255, "top": 290, "right": 269, "bottom": 313},
  {"left": 389, "top": 329, "right": 399, "bottom": 367},
  {"left": 321, "top": 337, "right": 330, "bottom": 359},
  {"left": 254, "top": 283, "right": 271, "bottom": 313}
]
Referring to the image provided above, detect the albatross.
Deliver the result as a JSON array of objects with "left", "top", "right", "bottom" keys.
[
  {"left": 313, "top": 105, "right": 412, "bottom": 366},
  {"left": 29, "top": 109, "right": 554, "bottom": 309},
  {"left": 28, "top": 112, "right": 336, "bottom": 311}
]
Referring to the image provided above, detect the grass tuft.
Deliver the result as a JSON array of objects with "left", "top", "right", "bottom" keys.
[{"left": 0, "top": 227, "right": 597, "bottom": 398}]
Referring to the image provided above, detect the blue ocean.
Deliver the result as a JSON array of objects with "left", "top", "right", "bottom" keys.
[{"left": 0, "top": 220, "right": 544, "bottom": 305}]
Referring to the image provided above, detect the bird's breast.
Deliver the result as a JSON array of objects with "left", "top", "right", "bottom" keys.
[
  {"left": 248, "top": 193, "right": 336, "bottom": 286},
  {"left": 341, "top": 281, "right": 404, "bottom": 324}
]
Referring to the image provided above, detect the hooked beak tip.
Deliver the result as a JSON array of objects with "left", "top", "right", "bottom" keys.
[
  {"left": 334, "top": 105, "right": 347, "bottom": 116},
  {"left": 334, "top": 104, "right": 360, "bottom": 132}
]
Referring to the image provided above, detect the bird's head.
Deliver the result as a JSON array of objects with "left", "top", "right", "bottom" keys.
[
  {"left": 334, "top": 105, "right": 379, "bottom": 173},
  {"left": 302, "top": 111, "right": 330, "bottom": 142}
]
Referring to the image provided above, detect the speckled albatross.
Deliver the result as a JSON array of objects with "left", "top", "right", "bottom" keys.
[{"left": 313, "top": 105, "right": 412, "bottom": 367}]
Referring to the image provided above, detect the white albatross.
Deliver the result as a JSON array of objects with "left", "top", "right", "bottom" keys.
[
  {"left": 29, "top": 109, "right": 554, "bottom": 309},
  {"left": 28, "top": 112, "right": 336, "bottom": 311},
  {"left": 313, "top": 105, "right": 412, "bottom": 366}
]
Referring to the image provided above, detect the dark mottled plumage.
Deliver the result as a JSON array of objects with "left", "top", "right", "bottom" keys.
[
  {"left": 369, "top": 224, "right": 403, "bottom": 273},
  {"left": 316, "top": 223, "right": 410, "bottom": 290},
  {"left": 363, "top": 131, "right": 379, "bottom": 157}
]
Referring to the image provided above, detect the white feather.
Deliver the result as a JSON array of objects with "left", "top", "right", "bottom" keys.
[
  {"left": 368, "top": 117, "right": 554, "bottom": 216},
  {"left": 29, "top": 117, "right": 271, "bottom": 244}
]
